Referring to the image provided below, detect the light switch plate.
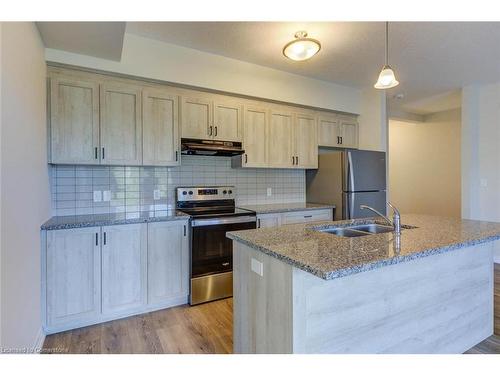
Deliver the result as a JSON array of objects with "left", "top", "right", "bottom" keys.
[
  {"left": 154, "top": 189, "right": 161, "bottom": 200},
  {"left": 93, "top": 191, "right": 102, "bottom": 202},
  {"left": 267, "top": 187, "right": 272, "bottom": 197},
  {"left": 251, "top": 258, "right": 264, "bottom": 277},
  {"left": 102, "top": 190, "right": 111, "bottom": 202}
]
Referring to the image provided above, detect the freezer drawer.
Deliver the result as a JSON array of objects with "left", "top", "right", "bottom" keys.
[{"left": 343, "top": 191, "right": 387, "bottom": 219}]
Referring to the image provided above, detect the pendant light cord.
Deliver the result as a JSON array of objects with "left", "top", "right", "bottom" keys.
[{"left": 385, "top": 21, "right": 389, "bottom": 66}]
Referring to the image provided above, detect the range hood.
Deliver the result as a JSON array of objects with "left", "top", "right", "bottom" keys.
[{"left": 181, "top": 138, "right": 245, "bottom": 157}]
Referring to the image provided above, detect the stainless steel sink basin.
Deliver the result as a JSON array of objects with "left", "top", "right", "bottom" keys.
[
  {"left": 349, "top": 224, "right": 394, "bottom": 234},
  {"left": 318, "top": 227, "right": 371, "bottom": 237},
  {"left": 317, "top": 223, "right": 400, "bottom": 237}
]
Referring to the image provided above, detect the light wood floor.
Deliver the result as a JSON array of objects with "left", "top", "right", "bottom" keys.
[{"left": 43, "top": 264, "right": 500, "bottom": 354}]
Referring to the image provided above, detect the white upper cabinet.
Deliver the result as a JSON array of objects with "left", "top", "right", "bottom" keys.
[
  {"left": 181, "top": 96, "right": 212, "bottom": 139},
  {"left": 45, "top": 227, "right": 101, "bottom": 328},
  {"left": 100, "top": 82, "right": 142, "bottom": 165},
  {"left": 142, "top": 89, "right": 180, "bottom": 166},
  {"left": 213, "top": 100, "right": 243, "bottom": 142},
  {"left": 48, "top": 68, "right": 359, "bottom": 169},
  {"left": 294, "top": 112, "right": 318, "bottom": 169},
  {"left": 147, "top": 221, "right": 189, "bottom": 305},
  {"left": 339, "top": 116, "right": 359, "bottom": 149},
  {"left": 49, "top": 77, "right": 100, "bottom": 164},
  {"left": 268, "top": 109, "right": 295, "bottom": 168},
  {"left": 317, "top": 113, "right": 358, "bottom": 149},
  {"left": 318, "top": 114, "right": 341, "bottom": 147},
  {"left": 101, "top": 223, "right": 147, "bottom": 315},
  {"left": 241, "top": 106, "right": 268, "bottom": 167},
  {"left": 181, "top": 95, "right": 242, "bottom": 142}
]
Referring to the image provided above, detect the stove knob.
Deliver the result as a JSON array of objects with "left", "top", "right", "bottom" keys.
[
  {"left": 228, "top": 190, "right": 233, "bottom": 194},
  {"left": 188, "top": 191, "right": 193, "bottom": 195},
  {"left": 223, "top": 190, "right": 227, "bottom": 194},
  {"left": 182, "top": 191, "right": 187, "bottom": 195}
]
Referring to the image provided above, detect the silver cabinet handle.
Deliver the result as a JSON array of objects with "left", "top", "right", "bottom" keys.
[
  {"left": 214, "top": 126, "right": 218, "bottom": 137},
  {"left": 245, "top": 154, "right": 248, "bottom": 164},
  {"left": 208, "top": 126, "right": 212, "bottom": 136},
  {"left": 94, "top": 147, "right": 98, "bottom": 160},
  {"left": 102, "top": 147, "right": 105, "bottom": 160},
  {"left": 103, "top": 231, "right": 107, "bottom": 245}
]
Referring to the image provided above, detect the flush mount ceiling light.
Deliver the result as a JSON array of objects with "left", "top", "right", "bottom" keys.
[
  {"left": 374, "top": 22, "right": 399, "bottom": 89},
  {"left": 283, "top": 31, "right": 321, "bottom": 61}
]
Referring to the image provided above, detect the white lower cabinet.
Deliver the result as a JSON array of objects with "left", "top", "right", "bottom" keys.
[
  {"left": 256, "top": 213, "right": 282, "bottom": 228},
  {"left": 147, "top": 221, "right": 189, "bottom": 306},
  {"left": 101, "top": 224, "right": 147, "bottom": 315},
  {"left": 257, "top": 209, "right": 333, "bottom": 229},
  {"left": 43, "top": 220, "right": 189, "bottom": 334},
  {"left": 281, "top": 209, "right": 333, "bottom": 225},
  {"left": 45, "top": 227, "right": 101, "bottom": 328}
]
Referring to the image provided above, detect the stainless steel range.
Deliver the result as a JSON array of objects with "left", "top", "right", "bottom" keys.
[{"left": 176, "top": 186, "right": 256, "bottom": 305}]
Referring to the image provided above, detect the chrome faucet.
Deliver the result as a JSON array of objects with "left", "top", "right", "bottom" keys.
[{"left": 360, "top": 202, "right": 401, "bottom": 235}]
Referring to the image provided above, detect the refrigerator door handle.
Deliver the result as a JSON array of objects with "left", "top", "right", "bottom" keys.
[{"left": 347, "top": 151, "right": 355, "bottom": 192}]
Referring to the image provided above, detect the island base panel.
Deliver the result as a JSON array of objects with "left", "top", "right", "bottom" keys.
[{"left": 233, "top": 241, "right": 495, "bottom": 354}]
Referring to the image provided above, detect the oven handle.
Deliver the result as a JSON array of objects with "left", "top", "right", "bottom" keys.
[{"left": 191, "top": 215, "right": 257, "bottom": 227}]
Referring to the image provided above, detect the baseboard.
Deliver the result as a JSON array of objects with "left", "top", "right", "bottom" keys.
[{"left": 32, "top": 327, "right": 46, "bottom": 354}]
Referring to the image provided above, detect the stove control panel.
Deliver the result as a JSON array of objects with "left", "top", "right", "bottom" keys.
[{"left": 176, "top": 186, "right": 235, "bottom": 202}]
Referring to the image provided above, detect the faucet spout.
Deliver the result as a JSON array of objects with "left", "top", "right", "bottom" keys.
[{"left": 360, "top": 203, "right": 401, "bottom": 234}]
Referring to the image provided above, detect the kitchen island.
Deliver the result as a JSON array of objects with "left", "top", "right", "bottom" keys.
[{"left": 227, "top": 214, "right": 500, "bottom": 354}]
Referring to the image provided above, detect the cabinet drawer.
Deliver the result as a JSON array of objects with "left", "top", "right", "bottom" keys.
[{"left": 281, "top": 209, "right": 333, "bottom": 225}]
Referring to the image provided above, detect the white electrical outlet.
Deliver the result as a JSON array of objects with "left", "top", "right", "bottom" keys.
[
  {"left": 267, "top": 187, "right": 272, "bottom": 197},
  {"left": 153, "top": 189, "right": 161, "bottom": 200},
  {"left": 480, "top": 178, "right": 488, "bottom": 188},
  {"left": 103, "top": 190, "right": 111, "bottom": 202},
  {"left": 93, "top": 191, "right": 102, "bottom": 202},
  {"left": 251, "top": 258, "right": 264, "bottom": 277}
]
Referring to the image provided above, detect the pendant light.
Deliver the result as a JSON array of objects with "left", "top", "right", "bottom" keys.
[
  {"left": 374, "top": 22, "right": 399, "bottom": 89},
  {"left": 283, "top": 31, "right": 321, "bottom": 61}
]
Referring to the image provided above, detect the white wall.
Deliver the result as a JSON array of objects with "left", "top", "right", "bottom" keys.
[
  {"left": 0, "top": 22, "right": 50, "bottom": 351},
  {"left": 46, "top": 33, "right": 361, "bottom": 114},
  {"left": 461, "top": 83, "right": 500, "bottom": 262},
  {"left": 358, "top": 89, "right": 387, "bottom": 152},
  {"left": 389, "top": 109, "right": 461, "bottom": 218}
]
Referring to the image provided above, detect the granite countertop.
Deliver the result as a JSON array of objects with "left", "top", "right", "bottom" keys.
[
  {"left": 237, "top": 202, "right": 335, "bottom": 214},
  {"left": 41, "top": 210, "right": 190, "bottom": 230},
  {"left": 227, "top": 214, "right": 500, "bottom": 280}
]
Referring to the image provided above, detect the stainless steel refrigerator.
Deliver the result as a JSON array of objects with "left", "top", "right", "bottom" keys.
[{"left": 306, "top": 150, "right": 387, "bottom": 220}]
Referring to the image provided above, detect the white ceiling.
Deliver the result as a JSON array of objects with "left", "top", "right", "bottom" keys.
[
  {"left": 126, "top": 22, "right": 500, "bottom": 114},
  {"left": 37, "top": 22, "right": 500, "bottom": 114},
  {"left": 37, "top": 22, "right": 126, "bottom": 61}
]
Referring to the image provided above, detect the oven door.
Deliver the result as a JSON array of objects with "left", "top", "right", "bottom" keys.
[{"left": 191, "top": 215, "right": 256, "bottom": 278}]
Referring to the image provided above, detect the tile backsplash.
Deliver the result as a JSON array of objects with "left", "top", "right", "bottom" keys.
[{"left": 51, "top": 156, "right": 306, "bottom": 216}]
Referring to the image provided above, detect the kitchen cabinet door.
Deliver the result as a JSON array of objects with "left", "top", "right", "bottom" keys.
[
  {"left": 46, "top": 227, "right": 101, "bottom": 328},
  {"left": 101, "top": 223, "right": 147, "bottom": 315},
  {"left": 213, "top": 100, "right": 243, "bottom": 142},
  {"left": 242, "top": 106, "right": 268, "bottom": 167},
  {"left": 142, "top": 89, "right": 180, "bottom": 166},
  {"left": 257, "top": 213, "right": 282, "bottom": 228},
  {"left": 49, "top": 77, "right": 100, "bottom": 164},
  {"left": 147, "top": 221, "right": 189, "bottom": 305},
  {"left": 339, "top": 116, "right": 359, "bottom": 149},
  {"left": 294, "top": 113, "right": 318, "bottom": 169},
  {"left": 268, "top": 110, "right": 294, "bottom": 168},
  {"left": 100, "top": 82, "right": 142, "bottom": 165},
  {"left": 181, "top": 96, "right": 212, "bottom": 140},
  {"left": 317, "top": 114, "right": 341, "bottom": 147}
]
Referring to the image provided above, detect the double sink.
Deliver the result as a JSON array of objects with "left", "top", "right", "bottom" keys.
[{"left": 317, "top": 223, "right": 396, "bottom": 237}]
